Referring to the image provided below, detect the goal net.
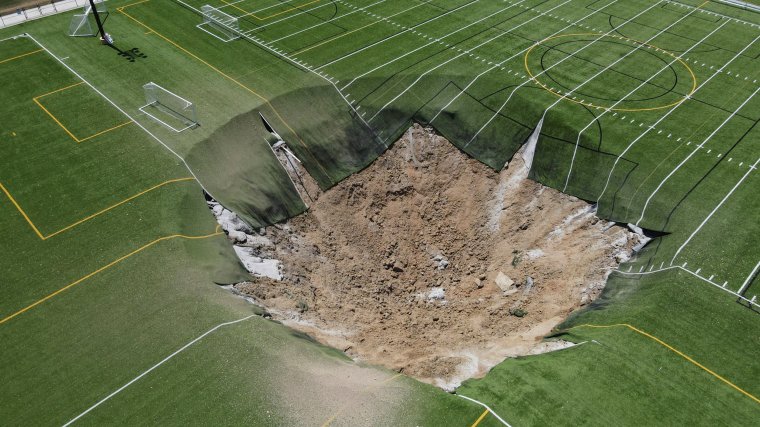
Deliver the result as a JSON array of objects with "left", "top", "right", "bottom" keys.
[
  {"left": 68, "top": 2, "right": 108, "bottom": 37},
  {"left": 197, "top": 4, "right": 241, "bottom": 42},
  {"left": 140, "top": 82, "right": 198, "bottom": 132}
]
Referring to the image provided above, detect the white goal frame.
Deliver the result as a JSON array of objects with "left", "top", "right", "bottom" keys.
[
  {"left": 68, "top": 2, "right": 108, "bottom": 37},
  {"left": 139, "top": 82, "right": 198, "bottom": 133},
  {"left": 196, "top": 4, "right": 241, "bottom": 42}
]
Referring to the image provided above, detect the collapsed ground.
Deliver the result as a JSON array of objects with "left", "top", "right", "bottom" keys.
[{"left": 226, "top": 124, "right": 641, "bottom": 389}]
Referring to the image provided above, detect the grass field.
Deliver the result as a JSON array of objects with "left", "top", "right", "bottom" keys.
[{"left": 1, "top": 0, "right": 758, "bottom": 425}]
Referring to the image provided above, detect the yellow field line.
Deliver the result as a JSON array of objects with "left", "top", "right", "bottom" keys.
[
  {"left": 76, "top": 120, "right": 134, "bottom": 143},
  {"left": 0, "top": 228, "right": 223, "bottom": 326},
  {"left": 321, "top": 373, "right": 403, "bottom": 426},
  {"left": 220, "top": 0, "right": 321, "bottom": 20},
  {"left": 0, "top": 48, "right": 43, "bottom": 65},
  {"left": 117, "top": 1, "right": 332, "bottom": 182},
  {"left": 33, "top": 81, "right": 132, "bottom": 143},
  {"left": 571, "top": 324, "right": 760, "bottom": 404},
  {"left": 523, "top": 32, "right": 698, "bottom": 112},
  {"left": 292, "top": 20, "right": 380, "bottom": 55},
  {"left": 470, "top": 409, "right": 490, "bottom": 427},
  {"left": 33, "top": 96, "right": 79, "bottom": 142},
  {"left": 0, "top": 182, "right": 45, "bottom": 239},
  {"left": 0, "top": 177, "right": 195, "bottom": 240}
]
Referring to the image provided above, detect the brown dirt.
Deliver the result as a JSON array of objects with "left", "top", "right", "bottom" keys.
[{"left": 236, "top": 124, "right": 637, "bottom": 390}]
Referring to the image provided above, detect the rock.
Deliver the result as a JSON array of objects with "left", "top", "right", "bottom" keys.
[
  {"left": 427, "top": 287, "right": 445, "bottom": 301},
  {"left": 228, "top": 230, "right": 247, "bottom": 244},
  {"left": 495, "top": 272, "right": 514, "bottom": 292}
]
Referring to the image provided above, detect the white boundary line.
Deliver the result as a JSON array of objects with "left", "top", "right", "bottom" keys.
[
  {"left": 562, "top": 18, "right": 730, "bottom": 192},
  {"left": 21, "top": 33, "right": 220, "bottom": 201},
  {"left": 463, "top": 0, "right": 676, "bottom": 146},
  {"left": 174, "top": 0, "right": 383, "bottom": 146},
  {"left": 365, "top": 0, "right": 576, "bottom": 123},
  {"left": 456, "top": 394, "right": 512, "bottom": 427},
  {"left": 196, "top": 21, "right": 239, "bottom": 42},
  {"left": 595, "top": 32, "right": 760, "bottom": 205},
  {"left": 614, "top": 263, "right": 760, "bottom": 309},
  {"left": 427, "top": 0, "right": 621, "bottom": 127},
  {"left": 62, "top": 314, "right": 256, "bottom": 426},
  {"left": 635, "top": 85, "right": 760, "bottom": 225},
  {"left": 313, "top": 0, "right": 480, "bottom": 71},
  {"left": 340, "top": 0, "right": 526, "bottom": 91},
  {"left": 234, "top": 0, "right": 341, "bottom": 36},
  {"left": 671, "top": 155, "right": 759, "bottom": 264}
]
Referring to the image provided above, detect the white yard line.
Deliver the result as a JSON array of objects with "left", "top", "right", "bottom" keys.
[
  {"left": 615, "top": 263, "right": 760, "bottom": 309},
  {"left": 220, "top": 0, "right": 301, "bottom": 18},
  {"left": 62, "top": 315, "right": 256, "bottom": 426},
  {"left": 670, "top": 156, "right": 759, "bottom": 264},
  {"left": 366, "top": 0, "right": 577, "bottom": 123},
  {"left": 234, "top": 0, "right": 338, "bottom": 35},
  {"left": 428, "top": 0, "right": 620, "bottom": 126},
  {"left": 465, "top": 0, "right": 678, "bottom": 146},
  {"left": 175, "top": 0, "right": 381, "bottom": 146},
  {"left": 22, "top": 34, "right": 220, "bottom": 201},
  {"left": 595, "top": 33, "right": 760, "bottom": 205},
  {"left": 456, "top": 394, "right": 512, "bottom": 427},
  {"left": 341, "top": 0, "right": 526, "bottom": 91},
  {"left": 635, "top": 85, "right": 760, "bottom": 225},
  {"left": 562, "top": 19, "right": 730, "bottom": 191},
  {"left": 313, "top": 0, "right": 480, "bottom": 71},
  {"left": 268, "top": 0, "right": 388, "bottom": 44}
]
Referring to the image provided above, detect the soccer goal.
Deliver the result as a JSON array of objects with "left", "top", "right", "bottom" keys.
[
  {"left": 196, "top": 4, "right": 241, "bottom": 42},
  {"left": 139, "top": 82, "right": 198, "bottom": 132},
  {"left": 68, "top": 2, "right": 108, "bottom": 37}
]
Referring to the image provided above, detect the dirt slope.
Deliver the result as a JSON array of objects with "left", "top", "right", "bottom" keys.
[{"left": 237, "top": 124, "right": 637, "bottom": 389}]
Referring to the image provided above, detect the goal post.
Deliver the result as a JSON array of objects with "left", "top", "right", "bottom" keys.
[
  {"left": 196, "top": 4, "right": 241, "bottom": 42},
  {"left": 68, "top": 2, "right": 109, "bottom": 38},
  {"left": 140, "top": 82, "right": 198, "bottom": 132}
]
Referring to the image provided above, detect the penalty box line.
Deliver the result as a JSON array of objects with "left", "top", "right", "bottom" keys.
[
  {"left": 32, "top": 81, "right": 134, "bottom": 143},
  {"left": 0, "top": 224, "right": 223, "bottom": 326},
  {"left": 0, "top": 177, "right": 195, "bottom": 241}
]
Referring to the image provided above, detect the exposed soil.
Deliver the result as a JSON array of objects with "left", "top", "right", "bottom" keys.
[{"left": 236, "top": 124, "right": 638, "bottom": 390}]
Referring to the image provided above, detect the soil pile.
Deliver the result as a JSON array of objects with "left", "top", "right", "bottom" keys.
[{"left": 236, "top": 124, "right": 638, "bottom": 389}]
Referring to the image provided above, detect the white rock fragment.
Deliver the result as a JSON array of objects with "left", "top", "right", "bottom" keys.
[
  {"left": 234, "top": 246, "right": 282, "bottom": 280},
  {"left": 427, "top": 287, "right": 445, "bottom": 301}
]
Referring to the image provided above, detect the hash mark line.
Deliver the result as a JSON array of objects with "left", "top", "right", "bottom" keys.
[
  {"left": 428, "top": 0, "right": 621, "bottom": 126},
  {"left": 289, "top": 0, "right": 428, "bottom": 56},
  {"left": 636, "top": 85, "right": 760, "bottom": 225},
  {"left": 456, "top": 395, "right": 512, "bottom": 427},
  {"left": 341, "top": 0, "right": 525, "bottom": 91},
  {"left": 267, "top": 0, "right": 388, "bottom": 44},
  {"left": 61, "top": 314, "right": 256, "bottom": 426},
  {"left": 366, "top": 0, "right": 577, "bottom": 123},
  {"left": 563, "top": 18, "right": 726, "bottom": 191},
  {"left": 615, "top": 263, "right": 759, "bottom": 309},
  {"left": 466, "top": 0, "right": 687, "bottom": 147},
  {"left": 671, "top": 156, "right": 760, "bottom": 265},
  {"left": 313, "top": 0, "right": 480, "bottom": 71},
  {"left": 596, "top": 32, "right": 760, "bottom": 206}
]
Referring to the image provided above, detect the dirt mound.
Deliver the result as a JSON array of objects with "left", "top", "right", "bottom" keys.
[{"left": 236, "top": 124, "right": 637, "bottom": 389}]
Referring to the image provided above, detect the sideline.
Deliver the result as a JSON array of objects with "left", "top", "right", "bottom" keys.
[
  {"left": 570, "top": 323, "right": 760, "bottom": 404},
  {"left": 456, "top": 394, "right": 512, "bottom": 427},
  {"left": 0, "top": 177, "right": 195, "bottom": 240},
  {"left": 61, "top": 314, "right": 257, "bottom": 426},
  {"left": 0, "top": 226, "right": 223, "bottom": 325}
]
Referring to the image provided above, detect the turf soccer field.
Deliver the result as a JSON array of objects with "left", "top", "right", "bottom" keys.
[{"left": 1, "top": 0, "right": 758, "bottom": 425}]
